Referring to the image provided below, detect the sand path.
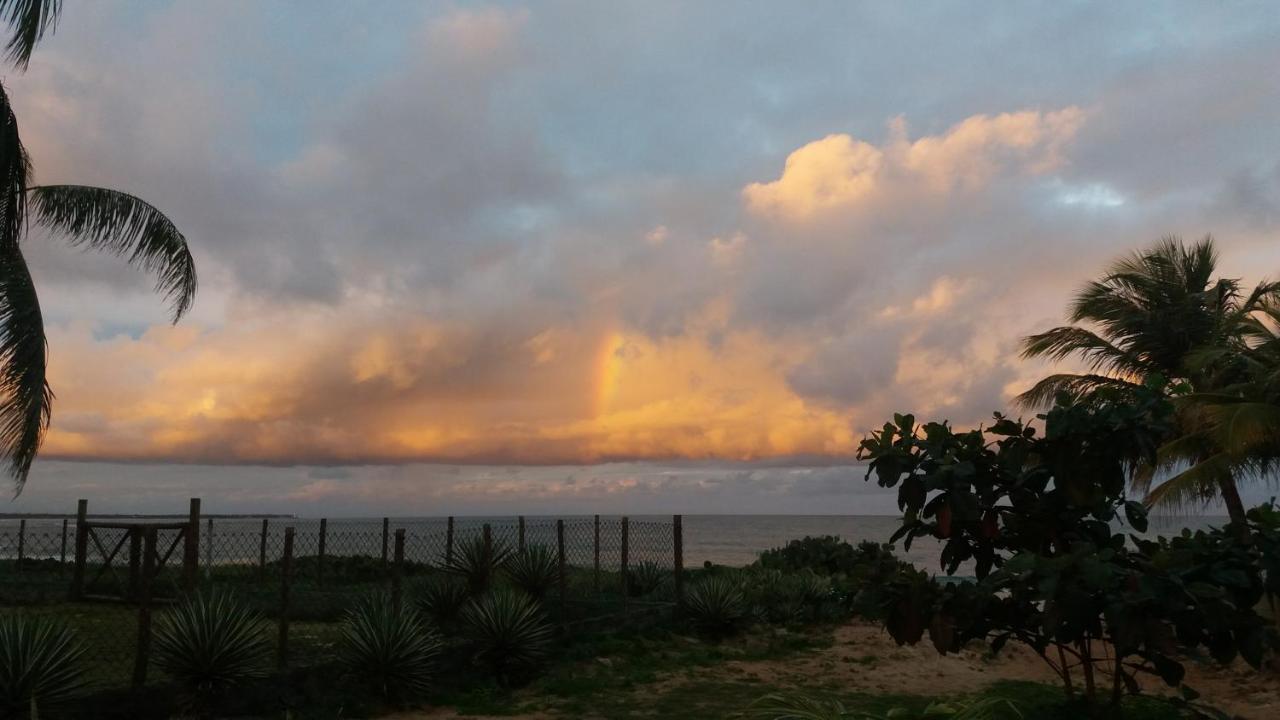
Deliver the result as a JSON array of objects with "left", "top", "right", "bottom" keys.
[{"left": 390, "top": 621, "right": 1280, "bottom": 719}]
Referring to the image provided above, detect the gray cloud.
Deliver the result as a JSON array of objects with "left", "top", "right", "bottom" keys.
[{"left": 0, "top": 1, "right": 1277, "bottom": 510}]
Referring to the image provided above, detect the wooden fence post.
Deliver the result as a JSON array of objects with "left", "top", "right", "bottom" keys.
[
  {"left": 71, "top": 499, "right": 88, "bottom": 600},
  {"left": 518, "top": 516, "right": 526, "bottom": 552},
  {"left": 482, "top": 523, "right": 492, "bottom": 562},
  {"left": 317, "top": 518, "right": 328, "bottom": 587},
  {"left": 593, "top": 515, "right": 601, "bottom": 594},
  {"left": 182, "top": 498, "right": 200, "bottom": 591},
  {"left": 673, "top": 514, "right": 684, "bottom": 606},
  {"left": 258, "top": 518, "right": 269, "bottom": 582},
  {"left": 556, "top": 519, "right": 567, "bottom": 622},
  {"left": 127, "top": 528, "right": 142, "bottom": 601},
  {"left": 278, "top": 527, "right": 295, "bottom": 670},
  {"left": 381, "top": 517, "right": 390, "bottom": 565},
  {"left": 445, "top": 516, "right": 455, "bottom": 566},
  {"left": 391, "top": 529, "right": 406, "bottom": 611},
  {"left": 205, "top": 517, "right": 213, "bottom": 579},
  {"left": 15, "top": 519, "right": 24, "bottom": 573},
  {"left": 620, "top": 516, "right": 630, "bottom": 617},
  {"left": 132, "top": 527, "right": 157, "bottom": 688},
  {"left": 59, "top": 518, "right": 68, "bottom": 575}
]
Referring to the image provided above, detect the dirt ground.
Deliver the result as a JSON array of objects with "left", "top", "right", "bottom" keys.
[{"left": 392, "top": 621, "right": 1280, "bottom": 719}]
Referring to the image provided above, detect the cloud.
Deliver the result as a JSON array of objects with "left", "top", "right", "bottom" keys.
[
  {"left": 2, "top": 1, "right": 1278, "bottom": 516},
  {"left": 743, "top": 109, "right": 1085, "bottom": 221}
]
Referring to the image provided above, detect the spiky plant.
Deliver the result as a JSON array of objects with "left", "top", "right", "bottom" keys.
[
  {"left": 338, "top": 592, "right": 442, "bottom": 699},
  {"left": 684, "top": 575, "right": 748, "bottom": 638},
  {"left": 445, "top": 536, "right": 511, "bottom": 595},
  {"left": 626, "top": 560, "right": 667, "bottom": 597},
  {"left": 503, "top": 545, "right": 559, "bottom": 600},
  {"left": 460, "top": 588, "right": 552, "bottom": 683},
  {"left": 0, "top": 0, "right": 198, "bottom": 494},
  {"left": 0, "top": 615, "right": 87, "bottom": 716},
  {"left": 152, "top": 590, "right": 270, "bottom": 696},
  {"left": 417, "top": 575, "right": 472, "bottom": 631}
]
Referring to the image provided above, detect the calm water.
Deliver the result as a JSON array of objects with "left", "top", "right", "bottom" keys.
[{"left": 0, "top": 514, "right": 1229, "bottom": 571}]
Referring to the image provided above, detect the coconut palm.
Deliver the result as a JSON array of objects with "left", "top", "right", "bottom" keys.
[
  {"left": 0, "top": 0, "right": 197, "bottom": 491},
  {"left": 1156, "top": 303, "right": 1280, "bottom": 509},
  {"left": 1018, "top": 237, "right": 1279, "bottom": 523}
]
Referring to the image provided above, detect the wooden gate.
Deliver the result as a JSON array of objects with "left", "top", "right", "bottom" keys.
[{"left": 70, "top": 521, "right": 195, "bottom": 602}]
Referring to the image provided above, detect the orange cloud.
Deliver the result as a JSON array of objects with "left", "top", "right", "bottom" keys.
[{"left": 743, "top": 108, "right": 1085, "bottom": 220}]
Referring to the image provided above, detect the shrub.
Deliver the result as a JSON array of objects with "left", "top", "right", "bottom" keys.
[
  {"left": 339, "top": 592, "right": 442, "bottom": 699},
  {"left": 858, "top": 393, "right": 1277, "bottom": 707},
  {"left": 742, "top": 569, "right": 837, "bottom": 625},
  {"left": 684, "top": 575, "right": 749, "bottom": 638},
  {"left": 0, "top": 615, "right": 87, "bottom": 717},
  {"left": 152, "top": 590, "right": 271, "bottom": 696},
  {"left": 757, "top": 535, "right": 859, "bottom": 575},
  {"left": 460, "top": 589, "right": 552, "bottom": 683},
  {"left": 417, "top": 576, "right": 472, "bottom": 630},
  {"left": 445, "top": 536, "right": 511, "bottom": 595},
  {"left": 626, "top": 561, "right": 667, "bottom": 597},
  {"left": 503, "top": 545, "right": 560, "bottom": 600}
]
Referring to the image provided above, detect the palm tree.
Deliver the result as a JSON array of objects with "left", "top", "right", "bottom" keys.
[
  {"left": 1018, "top": 237, "right": 1279, "bottom": 524},
  {"left": 0, "top": 0, "right": 197, "bottom": 491},
  {"left": 1155, "top": 303, "right": 1280, "bottom": 510}
]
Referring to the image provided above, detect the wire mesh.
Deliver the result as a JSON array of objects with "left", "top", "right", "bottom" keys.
[{"left": 0, "top": 514, "right": 680, "bottom": 690}]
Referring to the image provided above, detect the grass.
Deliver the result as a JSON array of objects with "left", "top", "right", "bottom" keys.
[{"left": 0, "top": 560, "right": 1213, "bottom": 719}]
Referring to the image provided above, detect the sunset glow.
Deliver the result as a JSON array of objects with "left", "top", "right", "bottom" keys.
[{"left": 2, "top": 2, "right": 1276, "bottom": 514}]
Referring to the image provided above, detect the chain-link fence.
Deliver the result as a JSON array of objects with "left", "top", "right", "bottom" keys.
[{"left": 0, "top": 504, "right": 684, "bottom": 691}]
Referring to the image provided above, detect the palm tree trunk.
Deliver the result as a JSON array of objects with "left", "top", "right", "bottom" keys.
[{"left": 1216, "top": 472, "right": 1249, "bottom": 539}]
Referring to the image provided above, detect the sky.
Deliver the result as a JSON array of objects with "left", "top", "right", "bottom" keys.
[{"left": 4, "top": 1, "right": 1280, "bottom": 516}]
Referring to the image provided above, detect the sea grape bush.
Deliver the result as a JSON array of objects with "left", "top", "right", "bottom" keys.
[
  {"left": 857, "top": 389, "right": 1276, "bottom": 707},
  {"left": 755, "top": 536, "right": 919, "bottom": 619}
]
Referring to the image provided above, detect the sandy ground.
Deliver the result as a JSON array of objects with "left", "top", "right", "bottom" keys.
[{"left": 390, "top": 621, "right": 1280, "bottom": 719}]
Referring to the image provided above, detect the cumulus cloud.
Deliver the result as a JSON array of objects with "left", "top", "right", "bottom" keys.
[
  {"left": 742, "top": 109, "right": 1085, "bottom": 221},
  {"left": 1, "top": 2, "right": 1277, "bottom": 514}
]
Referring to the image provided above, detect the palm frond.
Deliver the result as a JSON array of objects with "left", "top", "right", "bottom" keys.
[
  {"left": 0, "top": 82, "right": 48, "bottom": 493},
  {"left": 1145, "top": 453, "right": 1234, "bottom": 512},
  {"left": 1013, "top": 373, "right": 1143, "bottom": 410},
  {"left": 0, "top": 0, "right": 59, "bottom": 70},
  {"left": 1020, "top": 326, "right": 1146, "bottom": 376},
  {"left": 29, "top": 185, "right": 196, "bottom": 321}
]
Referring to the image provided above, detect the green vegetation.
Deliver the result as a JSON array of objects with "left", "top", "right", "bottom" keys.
[
  {"left": 684, "top": 575, "right": 749, "bottom": 639},
  {"left": 445, "top": 536, "right": 512, "bottom": 595},
  {"left": 857, "top": 389, "right": 1277, "bottom": 709},
  {"left": 0, "top": 615, "right": 88, "bottom": 717},
  {"left": 338, "top": 593, "right": 441, "bottom": 700},
  {"left": 745, "top": 693, "right": 1021, "bottom": 720},
  {"left": 415, "top": 575, "right": 471, "bottom": 627},
  {"left": 503, "top": 545, "right": 560, "bottom": 600},
  {"left": 151, "top": 590, "right": 271, "bottom": 699},
  {"left": 1019, "top": 237, "right": 1280, "bottom": 523},
  {"left": 460, "top": 588, "right": 553, "bottom": 684}
]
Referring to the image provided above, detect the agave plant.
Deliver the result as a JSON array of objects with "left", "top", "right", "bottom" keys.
[
  {"left": 626, "top": 560, "right": 667, "bottom": 597},
  {"left": 0, "top": 615, "right": 88, "bottom": 716},
  {"left": 460, "top": 588, "right": 552, "bottom": 683},
  {"left": 339, "top": 592, "right": 442, "bottom": 699},
  {"left": 445, "top": 536, "right": 512, "bottom": 595},
  {"left": 503, "top": 545, "right": 560, "bottom": 600},
  {"left": 684, "top": 575, "right": 749, "bottom": 638},
  {"left": 745, "top": 694, "right": 1021, "bottom": 720},
  {"left": 152, "top": 590, "right": 270, "bottom": 696},
  {"left": 417, "top": 575, "right": 472, "bottom": 630}
]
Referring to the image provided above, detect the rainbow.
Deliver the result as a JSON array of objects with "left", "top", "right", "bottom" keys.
[{"left": 592, "top": 331, "right": 625, "bottom": 418}]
